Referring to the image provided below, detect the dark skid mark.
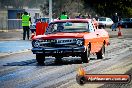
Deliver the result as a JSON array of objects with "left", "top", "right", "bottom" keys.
[
  {"left": 90, "top": 58, "right": 97, "bottom": 60},
  {"left": 102, "top": 58, "right": 111, "bottom": 61},
  {"left": 3, "top": 59, "right": 36, "bottom": 66},
  {"left": 3, "top": 58, "right": 83, "bottom": 66},
  {"left": 2, "top": 57, "right": 111, "bottom": 66},
  {"left": 45, "top": 59, "right": 82, "bottom": 66}
]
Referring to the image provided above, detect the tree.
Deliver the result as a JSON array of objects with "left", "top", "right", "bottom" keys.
[
  {"left": 83, "top": 0, "right": 132, "bottom": 17},
  {"left": 0, "top": 0, "right": 31, "bottom": 9},
  {"left": 39, "top": 0, "right": 49, "bottom": 17}
]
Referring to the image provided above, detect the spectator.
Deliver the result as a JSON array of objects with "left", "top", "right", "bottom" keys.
[
  {"left": 111, "top": 13, "right": 119, "bottom": 31},
  {"left": 88, "top": 14, "right": 91, "bottom": 19},
  {"left": 95, "top": 14, "right": 99, "bottom": 21},
  {"left": 93, "top": 18, "right": 98, "bottom": 29},
  {"left": 81, "top": 15, "right": 85, "bottom": 19},
  {"left": 75, "top": 14, "right": 81, "bottom": 19},
  {"left": 59, "top": 12, "right": 69, "bottom": 20}
]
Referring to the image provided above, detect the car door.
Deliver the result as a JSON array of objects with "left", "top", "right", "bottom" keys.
[
  {"left": 107, "top": 18, "right": 113, "bottom": 26},
  {"left": 88, "top": 22, "right": 101, "bottom": 53}
]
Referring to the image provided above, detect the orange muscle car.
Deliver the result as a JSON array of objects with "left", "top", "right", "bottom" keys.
[{"left": 32, "top": 19, "right": 109, "bottom": 64}]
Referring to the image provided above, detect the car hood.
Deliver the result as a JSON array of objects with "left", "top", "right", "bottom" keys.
[{"left": 33, "top": 32, "right": 88, "bottom": 40}]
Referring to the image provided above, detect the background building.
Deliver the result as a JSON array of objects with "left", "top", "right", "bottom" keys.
[{"left": 0, "top": 8, "right": 42, "bottom": 30}]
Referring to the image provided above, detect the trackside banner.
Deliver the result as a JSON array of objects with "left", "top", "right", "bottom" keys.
[
  {"left": 76, "top": 74, "right": 131, "bottom": 85},
  {"left": 76, "top": 67, "right": 131, "bottom": 85}
]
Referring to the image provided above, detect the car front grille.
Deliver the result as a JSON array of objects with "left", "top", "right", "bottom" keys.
[
  {"left": 40, "top": 42, "right": 78, "bottom": 48},
  {"left": 39, "top": 39, "right": 78, "bottom": 48},
  {"left": 32, "top": 38, "right": 84, "bottom": 48}
]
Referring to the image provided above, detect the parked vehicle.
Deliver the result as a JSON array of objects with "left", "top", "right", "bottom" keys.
[
  {"left": 98, "top": 17, "right": 113, "bottom": 29},
  {"left": 118, "top": 18, "right": 132, "bottom": 28},
  {"left": 31, "top": 19, "right": 109, "bottom": 64}
]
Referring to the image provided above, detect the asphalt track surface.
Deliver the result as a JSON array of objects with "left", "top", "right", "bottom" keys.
[
  {"left": 0, "top": 28, "right": 132, "bottom": 88},
  {"left": 0, "top": 37, "right": 132, "bottom": 88}
]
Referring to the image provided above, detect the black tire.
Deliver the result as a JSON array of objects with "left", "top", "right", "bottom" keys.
[
  {"left": 36, "top": 54, "right": 45, "bottom": 64},
  {"left": 55, "top": 56, "right": 63, "bottom": 64},
  {"left": 81, "top": 46, "right": 90, "bottom": 63},
  {"left": 96, "top": 45, "right": 105, "bottom": 59},
  {"left": 76, "top": 75, "right": 86, "bottom": 85},
  {"left": 103, "top": 25, "right": 106, "bottom": 29},
  {"left": 110, "top": 25, "right": 112, "bottom": 29},
  {"left": 98, "top": 25, "right": 101, "bottom": 29}
]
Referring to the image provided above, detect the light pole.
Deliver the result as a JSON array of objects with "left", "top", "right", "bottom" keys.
[{"left": 49, "top": 0, "right": 52, "bottom": 23}]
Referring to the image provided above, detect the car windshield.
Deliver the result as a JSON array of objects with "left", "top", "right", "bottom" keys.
[
  {"left": 41, "top": 18, "right": 49, "bottom": 23},
  {"left": 99, "top": 18, "right": 106, "bottom": 21},
  {"left": 35, "top": 19, "right": 40, "bottom": 23},
  {"left": 46, "top": 22, "right": 88, "bottom": 34}
]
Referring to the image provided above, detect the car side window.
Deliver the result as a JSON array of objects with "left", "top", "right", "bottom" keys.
[
  {"left": 46, "top": 24, "right": 53, "bottom": 33},
  {"left": 107, "top": 18, "right": 112, "bottom": 22},
  {"left": 88, "top": 22, "right": 95, "bottom": 32},
  {"left": 46, "top": 23, "right": 64, "bottom": 34}
]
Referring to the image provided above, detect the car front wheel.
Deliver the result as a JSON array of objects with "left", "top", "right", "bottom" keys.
[
  {"left": 55, "top": 56, "right": 63, "bottom": 64},
  {"left": 81, "top": 46, "right": 90, "bottom": 63},
  {"left": 36, "top": 54, "right": 45, "bottom": 64}
]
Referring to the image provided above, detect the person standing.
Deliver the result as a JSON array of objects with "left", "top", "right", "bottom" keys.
[
  {"left": 112, "top": 13, "right": 119, "bottom": 31},
  {"left": 75, "top": 14, "right": 81, "bottom": 19},
  {"left": 59, "top": 12, "right": 69, "bottom": 20},
  {"left": 88, "top": 14, "right": 91, "bottom": 19},
  {"left": 22, "top": 11, "right": 31, "bottom": 40},
  {"left": 92, "top": 18, "right": 98, "bottom": 29},
  {"left": 95, "top": 14, "right": 98, "bottom": 21}
]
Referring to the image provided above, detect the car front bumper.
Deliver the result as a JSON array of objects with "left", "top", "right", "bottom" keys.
[{"left": 32, "top": 46, "right": 85, "bottom": 55}]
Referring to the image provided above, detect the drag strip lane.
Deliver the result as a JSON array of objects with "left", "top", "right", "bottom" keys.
[{"left": 0, "top": 38, "right": 132, "bottom": 88}]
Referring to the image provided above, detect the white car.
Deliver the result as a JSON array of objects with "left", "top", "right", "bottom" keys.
[{"left": 98, "top": 17, "right": 113, "bottom": 28}]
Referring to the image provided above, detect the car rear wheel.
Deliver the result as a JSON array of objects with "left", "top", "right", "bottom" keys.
[
  {"left": 96, "top": 45, "right": 105, "bottom": 59},
  {"left": 81, "top": 46, "right": 90, "bottom": 63},
  {"left": 36, "top": 54, "right": 45, "bottom": 64},
  {"left": 103, "top": 24, "right": 106, "bottom": 29}
]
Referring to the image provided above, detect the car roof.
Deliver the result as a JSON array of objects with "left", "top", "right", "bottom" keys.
[
  {"left": 52, "top": 19, "right": 92, "bottom": 23},
  {"left": 98, "top": 17, "right": 111, "bottom": 19},
  {"left": 122, "top": 18, "right": 131, "bottom": 21},
  {"left": 37, "top": 17, "right": 49, "bottom": 19}
]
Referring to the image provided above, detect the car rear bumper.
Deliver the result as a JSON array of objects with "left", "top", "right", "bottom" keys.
[{"left": 32, "top": 46, "right": 85, "bottom": 55}]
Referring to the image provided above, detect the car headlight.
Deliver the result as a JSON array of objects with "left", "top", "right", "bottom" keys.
[
  {"left": 32, "top": 40, "right": 40, "bottom": 47},
  {"left": 76, "top": 39, "right": 83, "bottom": 46}
]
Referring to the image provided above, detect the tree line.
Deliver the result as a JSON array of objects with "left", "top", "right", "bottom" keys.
[
  {"left": 83, "top": 0, "right": 132, "bottom": 18},
  {"left": 0, "top": 0, "right": 132, "bottom": 18}
]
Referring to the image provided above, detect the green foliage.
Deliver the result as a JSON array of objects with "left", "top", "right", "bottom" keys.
[
  {"left": 124, "top": 7, "right": 132, "bottom": 17},
  {"left": 0, "top": 0, "right": 131, "bottom": 18},
  {"left": 83, "top": 0, "right": 132, "bottom": 17}
]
